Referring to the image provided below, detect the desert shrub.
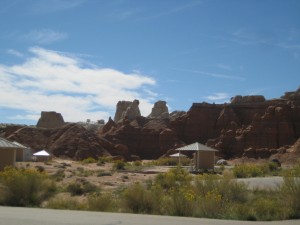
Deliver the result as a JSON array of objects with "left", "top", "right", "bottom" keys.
[
  {"left": 74, "top": 167, "right": 94, "bottom": 177},
  {"left": 280, "top": 175, "right": 300, "bottom": 218},
  {"left": 250, "top": 197, "right": 288, "bottom": 221},
  {"left": 0, "top": 167, "right": 56, "bottom": 206},
  {"left": 162, "top": 187, "right": 195, "bottom": 217},
  {"left": 268, "top": 162, "right": 280, "bottom": 172},
  {"left": 97, "top": 156, "right": 114, "bottom": 166},
  {"left": 82, "top": 157, "right": 97, "bottom": 164},
  {"left": 46, "top": 195, "right": 87, "bottom": 210},
  {"left": 194, "top": 173, "right": 248, "bottom": 203},
  {"left": 233, "top": 164, "right": 265, "bottom": 178},
  {"left": 283, "top": 161, "right": 300, "bottom": 177},
  {"left": 97, "top": 170, "right": 112, "bottom": 177},
  {"left": 113, "top": 160, "right": 126, "bottom": 170},
  {"left": 153, "top": 157, "right": 191, "bottom": 166},
  {"left": 67, "top": 179, "right": 98, "bottom": 196},
  {"left": 35, "top": 165, "right": 45, "bottom": 172},
  {"left": 51, "top": 169, "right": 65, "bottom": 181},
  {"left": 88, "top": 192, "right": 116, "bottom": 212},
  {"left": 124, "top": 161, "right": 144, "bottom": 171},
  {"left": 155, "top": 167, "right": 192, "bottom": 190},
  {"left": 121, "top": 182, "right": 155, "bottom": 214}
]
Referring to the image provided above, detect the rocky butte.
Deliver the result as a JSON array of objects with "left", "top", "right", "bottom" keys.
[
  {"left": 1, "top": 88, "right": 300, "bottom": 163},
  {"left": 36, "top": 111, "right": 65, "bottom": 128}
]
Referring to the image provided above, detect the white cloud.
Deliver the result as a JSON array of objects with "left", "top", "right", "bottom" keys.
[
  {"left": 0, "top": 47, "right": 157, "bottom": 123},
  {"left": 21, "top": 29, "right": 68, "bottom": 44},
  {"left": 7, "top": 49, "right": 24, "bottom": 58},
  {"left": 205, "top": 93, "right": 230, "bottom": 103}
]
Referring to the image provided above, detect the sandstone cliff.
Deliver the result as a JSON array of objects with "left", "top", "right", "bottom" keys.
[
  {"left": 1, "top": 88, "right": 299, "bottom": 162},
  {"left": 36, "top": 111, "right": 65, "bottom": 128}
]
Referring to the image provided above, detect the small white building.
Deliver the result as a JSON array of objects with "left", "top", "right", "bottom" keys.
[
  {"left": 13, "top": 141, "right": 32, "bottom": 162},
  {"left": 0, "top": 137, "right": 23, "bottom": 170}
]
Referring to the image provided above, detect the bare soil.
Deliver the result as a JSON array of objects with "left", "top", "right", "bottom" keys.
[{"left": 16, "top": 159, "right": 163, "bottom": 191}]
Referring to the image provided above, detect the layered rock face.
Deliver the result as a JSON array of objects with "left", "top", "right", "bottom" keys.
[
  {"left": 148, "top": 100, "right": 169, "bottom": 119},
  {"left": 36, "top": 111, "right": 64, "bottom": 128},
  {"left": 2, "top": 88, "right": 299, "bottom": 162},
  {"left": 6, "top": 123, "right": 108, "bottom": 160},
  {"left": 114, "top": 100, "right": 141, "bottom": 122},
  {"left": 102, "top": 117, "right": 179, "bottom": 159}
]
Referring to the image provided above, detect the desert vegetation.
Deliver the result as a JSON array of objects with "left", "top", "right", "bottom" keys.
[{"left": 0, "top": 160, "right": 299, "bottom": 221}]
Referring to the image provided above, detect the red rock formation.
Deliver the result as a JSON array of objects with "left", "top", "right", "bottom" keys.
[
  {"left": 6, "top": 123, "right": 109, "bottom": 160},
  {"left": 101, "top": 117, "right": 179, "bottom": 159},
  {"left": 36, "top": 111, "right": 65, "bottom": 128},
  {"left": 2, "top": 88, "right": 300, "bottom": 161}
]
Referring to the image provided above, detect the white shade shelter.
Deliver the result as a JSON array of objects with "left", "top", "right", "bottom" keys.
[
  {"left": 33, "top": 150, "right": 51, "bottom": 162},
  {"left": 169, "top": 152, "right": 188, "bottom": 165},
  {"left": 33, "top": 150, "right": 50, "bottom": 156},
  {"left": 175, "top": 142, "right": 218, "bottom": 171},
  {"left": 169, "top": 152, "right": 187, "bottom": 157}
]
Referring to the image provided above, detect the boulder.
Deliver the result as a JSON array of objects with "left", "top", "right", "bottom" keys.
[{"left": 36, "top": 111, "right": 64, "bottom": 128}]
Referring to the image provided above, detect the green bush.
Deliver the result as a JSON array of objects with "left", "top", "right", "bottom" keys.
[
  {"left": 155, "top": 167, "right": 192, "bottom": 190},
  {"left": 0, "top": 167, "right": 56, "bottom": 206},
  {"left": 67, "top": 179, "right": 98, "bottom": 196},
  {"left": 82, "top": 157, "right": 97, "bottom": 164},
  {"left": 233, "top": 164, "right": 265, "bottom": 178},
  {"left": 74, "top": 167, "right": 94, "bottom": 177},
  {"left": 46, "top": 195, "right": 87, "bottom": 210},
  {"left": 97, "top": 170, "right": 112, "bottom": 177},
  {"left": 280, "top": 176, "right": 300, "bottom": 218},
  {"left": 88, "top": 192, "right": 116, "bottom": 211},
  {"left": 152, "top": 157, "right": 191, "bottom": 166},
  {"left": 51, "top": 169, "right": 65, "bottom": 181},
  {"left": 113, "top": 160, "right": 126, "bottom": 170},
  {"left": 121, "top": 182, "right": 155, "bottom": 214}
]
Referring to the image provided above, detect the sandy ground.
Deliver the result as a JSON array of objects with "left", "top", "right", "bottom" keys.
[{"left": 16, "top": 159, "right": 164, "bottom": 191}]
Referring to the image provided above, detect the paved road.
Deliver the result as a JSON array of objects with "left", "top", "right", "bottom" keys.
[
  {"left": 0, "top": 206, "right": 299, "bottom": 225},
  {"left": 237, "top": 176, "right": 284, "bottom": 190}
]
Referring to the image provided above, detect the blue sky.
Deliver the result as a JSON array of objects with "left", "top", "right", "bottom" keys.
[{"left": 0, "top": 0, "right": 299, "bottom": 124}]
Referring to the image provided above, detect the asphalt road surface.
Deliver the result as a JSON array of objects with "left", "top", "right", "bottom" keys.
[{"left": 0, "top": 206, "right": 299, "bottom": 225}]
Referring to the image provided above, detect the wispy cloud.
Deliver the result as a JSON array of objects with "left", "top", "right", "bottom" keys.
[
  {"left": 200, "top": 28, "right": 300, "bottom": 54},
  {"left": 7, "top": 49, "right": 24, "bottom": 58},
  {"left": 0, "top": 47, "right": 157, "bottom": 123},
  {"left": 216, "top": 63, "right": 231, "bottom": 71},
  {"left": 21, "top": 29, "right": 68, "bottom": 44},
  {"left": 172, "top": 68, "right": 244, "bottom": 81},
  {"left": 30, "top": 0, "right": 85, "bottom": 14},
  {"left": 205, "top": 93, "right": 230, "bottom": 103},
  {"left": 141, "top": 1, "right": 203, "bottom": 20}
]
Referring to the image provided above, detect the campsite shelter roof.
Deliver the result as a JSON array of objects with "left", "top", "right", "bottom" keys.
[
  {"left": 0, "top": 137, "right": 24, "bottom": 148},
  {"left": 12, "top": 141, "right": 27, "bottom": 149},
  {"left": 33, "top": 150, "right": 50, "bottom": 156},
  {"left": 170, "top": 152, "right": 188, "bottom": 157},
  {"left": 176, "top": 142, "right": 218, "bottom": 152}
]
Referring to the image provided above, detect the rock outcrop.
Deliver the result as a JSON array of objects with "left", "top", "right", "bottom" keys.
[
  {"left": 2, "top": 88, "right": 300, "bottom": 162},
  {"left": 114, "top": 100, "right": 141, "bottom": 122},
  {"left": 148, "top": 100, "right": 169, "bottom": 119},
  {"left": 36, "top": 111, "right": 65, "bottom": 128},
  {"left": 101, "top": 117, "right": 179, "bottom": 159},
  {"left": 6, "top": 123, "right": 109, "bottom": 160}
]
